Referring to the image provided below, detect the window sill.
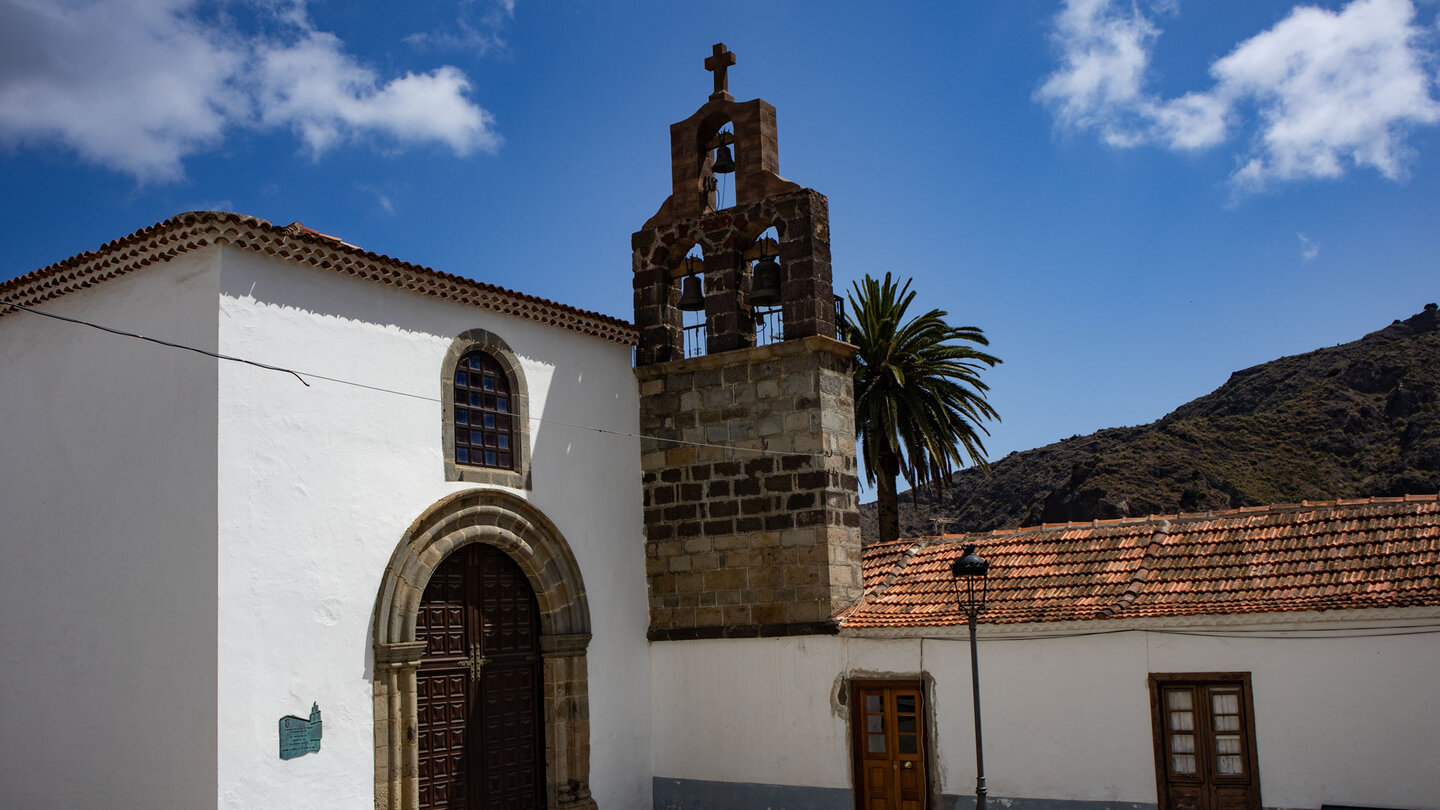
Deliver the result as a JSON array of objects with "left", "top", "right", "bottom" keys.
[{"left": 447, "top": 461, "right": 529, "bottom": 489}]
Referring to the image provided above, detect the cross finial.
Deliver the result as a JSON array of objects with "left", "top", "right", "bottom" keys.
[{"left": 704, "top": 42, "right": 736, "bottom": 101}]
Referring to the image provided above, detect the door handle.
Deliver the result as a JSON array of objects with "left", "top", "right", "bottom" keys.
[
  {"left": 464, "top": 648, "right": 490, "bottom": 682},
  {"left": 903, "top": 761, "right": 913, "bottom": 769}
]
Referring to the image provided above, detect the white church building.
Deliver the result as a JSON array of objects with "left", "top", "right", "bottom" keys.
[
  {"left": 1, "top": 209, "right": 649, "bottom": 809},
  {"left": 3, "top": 45, "right": 1437, "bottom": 810}
]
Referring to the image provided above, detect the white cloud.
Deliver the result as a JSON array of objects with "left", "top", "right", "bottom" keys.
[
  {"left": 1297, "top": 232, "right": 1320, "bottom": 260},
  {"left": 355, "top": 182, "right": 398, "bottom": 215},
  {"left": 0, "top": 0, "right": 246, "bottom": 181},
  {"left": 1037, "top": 0, "right": 1440, "bottom": 192},
  {"left": 255, "top": 31, "right": 498, "bottom": 157},
  {"left": 0, "top": 0, "right": 500, "bottom": 182},
  {"left": 1217, "top": 0, "right": 1440, "bottom": 190},
  {"left": 404, "top": 0, "right": 514, "bottom": 58},
  {"left": 1035, "top": 0, "right": 1163, "bottom": 146}
]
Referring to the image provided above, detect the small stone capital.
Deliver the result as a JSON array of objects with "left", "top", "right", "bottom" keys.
[
  {"left": 541, "top": 633, "right": 593, "bottom": 657},
  {"left": 374, "top": 640, "right": 428, "bottom": 667}
]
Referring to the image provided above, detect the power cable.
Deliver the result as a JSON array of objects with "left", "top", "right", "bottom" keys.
[
  {"left": 2, "top": 298, "right": 310, "bottom": 386},
  {"left": 0, "top": 297, "right": 822, "bottom": 459}
]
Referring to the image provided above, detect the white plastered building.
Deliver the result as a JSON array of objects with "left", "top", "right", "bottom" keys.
[{"left": 0, "top": 213, "right": 649, "bottom": 809}]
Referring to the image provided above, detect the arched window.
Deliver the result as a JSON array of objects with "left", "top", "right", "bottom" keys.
[
  {"left": 442, "top": 329, "right": 530, "bottom": 487},
  {"left": 454, "top": 352, "right": 514, "bottom": 469}
]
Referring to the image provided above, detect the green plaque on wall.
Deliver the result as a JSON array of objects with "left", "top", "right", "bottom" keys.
[{"left": 279, "top": 703, "right": 322, "bottom": 760}]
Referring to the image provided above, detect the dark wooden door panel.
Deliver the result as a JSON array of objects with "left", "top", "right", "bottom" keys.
[
  {"left": 479, "top": 662, "right": 543, "bottom": 809},
  {"left": 1167, "top": 784, "right": 1204, "bottom": 810},
  {"left": 417, "top": 544, "right": 545, "bottom": 810},
  {"left": 417, "top": 669, "right": 472, "bottom": 810},
  {"left": 1213, "top": 786, "right": 1253, "bottom": 810}
]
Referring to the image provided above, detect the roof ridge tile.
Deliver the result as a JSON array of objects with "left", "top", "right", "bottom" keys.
[
  {"left": 0, "top": 211, "right": 640, "bottom": 345},
  {"left": 914, "top": 495, "right": 1440, "bottom": 545}
]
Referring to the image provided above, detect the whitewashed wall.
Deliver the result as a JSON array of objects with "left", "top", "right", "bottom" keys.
[
  {"left": 0, "top": 253, "right": 221, "bottom": 809},
  {"left": 213, "top": 247, "right": 650, "bottom": 809},
  {"left": 651, "top": 612, "right": 1440, "bottom": 809}
]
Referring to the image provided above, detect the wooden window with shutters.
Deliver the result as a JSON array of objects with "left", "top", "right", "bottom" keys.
[
  {"left": 1149, "top": 673, "right": 1262, "bottom": 810},
  {"left": 851, "top": 680, "right": 928, "bottom": 810}
]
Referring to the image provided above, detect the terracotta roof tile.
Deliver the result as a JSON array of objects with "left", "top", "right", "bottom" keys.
[
  {"left": 0, "top": 211, "right": 639, "bottom": 346},
  {"left": 840, "top": 495, "right": 1440, "bottom": 628}
]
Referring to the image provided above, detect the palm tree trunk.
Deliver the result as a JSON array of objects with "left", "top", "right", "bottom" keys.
[{"left": 876, "top": 445, "right": 901, "bottom": 545}]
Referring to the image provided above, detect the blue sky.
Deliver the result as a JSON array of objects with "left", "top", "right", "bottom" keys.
[{"left": 2, "top": 0, "right": 1438, "bottom": 470}]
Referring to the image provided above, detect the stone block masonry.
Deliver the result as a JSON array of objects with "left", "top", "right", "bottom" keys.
[{"left": 636, "top": 335, "right": 863, "bottom": 640}]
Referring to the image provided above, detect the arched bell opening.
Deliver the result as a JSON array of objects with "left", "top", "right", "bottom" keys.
[
  {"left": 676, "top": 243, "right": 708, "bottom": 358},
  {"left": 743, "top": 225, "right": 784, "bottom": 347},
  {"left": 695, "top": 112, "right": 736, "bottom": 214}
]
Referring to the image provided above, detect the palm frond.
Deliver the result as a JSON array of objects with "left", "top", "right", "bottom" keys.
[{"left": 844, "top": 272, "right": 1002, "bottom": 494}]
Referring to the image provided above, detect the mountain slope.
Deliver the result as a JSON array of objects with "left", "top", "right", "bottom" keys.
[{"left": 861, "top": 304, "right": 1440, "bottom": 540}]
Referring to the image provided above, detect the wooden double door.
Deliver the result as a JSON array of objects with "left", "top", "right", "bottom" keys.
[
  {"left": 1149, "top": 674, "right": 1261, "bottom": 810},
  {"left": 416, "top": 544, "right": 546, "bottom": 809},
  {"left": 851, "top": 681, "right": 928, "bottom": 810}
]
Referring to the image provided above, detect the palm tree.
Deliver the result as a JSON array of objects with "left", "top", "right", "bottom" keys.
[{"left": 843, "top": 273, "right": 1001, "bottom": 545}]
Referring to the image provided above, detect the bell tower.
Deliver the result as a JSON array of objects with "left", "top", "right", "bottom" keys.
[{"left": 633, "top": 44, "right": 862, "bottom": 641}]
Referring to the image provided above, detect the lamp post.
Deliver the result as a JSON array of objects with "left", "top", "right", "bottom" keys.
[{"left": 951, "top": 544, "right": 990, "bottom": 810}]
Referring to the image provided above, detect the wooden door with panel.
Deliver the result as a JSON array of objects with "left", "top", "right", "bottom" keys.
[
  {"left": 416, "top": 544, "right": 546, "bottom": 810},
  {"left": 1150, "top": 674, "right": 1261, "bottom": 810},
  {"left": 852, "top": 681, "right": 928, "bottom": 810}
]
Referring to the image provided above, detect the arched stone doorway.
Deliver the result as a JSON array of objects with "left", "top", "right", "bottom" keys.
[{"left": 373, "top": 489, "right": 597, "bottom": 809}]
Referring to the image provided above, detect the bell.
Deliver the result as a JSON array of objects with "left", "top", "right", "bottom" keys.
[
  {"left": 748, "top": 255, "right": 782, "bottom": 306},
  {"left": 677, "top": 273, "right": 706, "bottom": 311},
  {"left": 712, "top": 144, "right": 735, "bottom": 174}
]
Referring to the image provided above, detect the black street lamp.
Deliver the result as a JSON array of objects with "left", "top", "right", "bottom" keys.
[{"left": 950, "top": 544, "right": 990, "bottom": 810}]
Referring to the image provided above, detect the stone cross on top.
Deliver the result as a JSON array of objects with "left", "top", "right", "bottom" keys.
[{"left": 705, "top": 43, "right": 735, "bottom": 101}]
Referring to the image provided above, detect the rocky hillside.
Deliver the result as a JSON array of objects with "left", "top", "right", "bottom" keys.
[{"left": 861, "top": 304, "right": 1440, "bottom": 540}]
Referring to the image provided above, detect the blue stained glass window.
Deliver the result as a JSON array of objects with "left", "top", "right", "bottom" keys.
[{"left": 454, "top": 351, "right": 515, "bottom": 470}]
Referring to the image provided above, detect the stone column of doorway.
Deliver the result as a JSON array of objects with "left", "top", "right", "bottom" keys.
[
  {"left": 542, "top": 633, "right": 597, "bottom": 810},
  {"left": 373, "top": 640, "right": 428, "bottom": 810}
]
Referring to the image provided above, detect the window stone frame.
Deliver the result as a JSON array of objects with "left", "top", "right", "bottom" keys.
[{"left": 442, "top": 329, "right": 531, "bottom": 488}]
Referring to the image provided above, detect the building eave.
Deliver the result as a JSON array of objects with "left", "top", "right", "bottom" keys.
[
  {"left": 0, "top": 211, "right": 640, "bottom": 346},
  {"left": 838, "top": 604, "right": 1440, "bottom": 639}
]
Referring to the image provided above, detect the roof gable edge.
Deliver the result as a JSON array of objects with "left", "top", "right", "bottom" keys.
[{"left": 1, "top": 211, "right": 639, "bottom": 346}]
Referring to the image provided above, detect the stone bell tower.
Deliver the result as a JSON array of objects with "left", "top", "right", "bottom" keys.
[{"left": 633, "top": 44, "right": 862, "bottom": 641}]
